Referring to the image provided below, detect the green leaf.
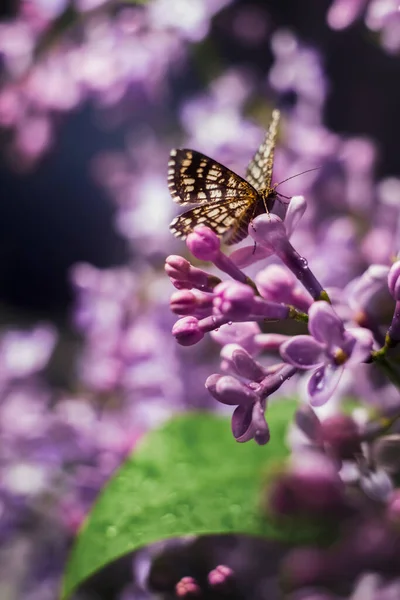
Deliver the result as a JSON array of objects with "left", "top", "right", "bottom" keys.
[{"left": 62, "top": 399, "right": 298, "bottom": 599}]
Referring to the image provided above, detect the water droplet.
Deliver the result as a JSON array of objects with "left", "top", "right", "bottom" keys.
[
  {"left": 161, "top": 513, "right": 177, "bottom": 525},
  {"left": 228, "top": 321, "right": 233, "bottom": 326},
  {"left": 106, "top": 526, "right": 117, "bottom": 538},
  {"left": 215, "top": 327, "right": 219, "bottom": 332},
  {"left": 301, "top": 257, "right": 308, "bottom": 268}
]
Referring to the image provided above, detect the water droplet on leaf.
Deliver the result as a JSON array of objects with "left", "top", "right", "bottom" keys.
[{"left": 106, "top": 526, "right": 117, "bottom": 538}]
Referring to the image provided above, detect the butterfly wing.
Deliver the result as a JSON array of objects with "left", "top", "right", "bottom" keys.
[
  {"left": 169, "top": 196, "right": 259, "bottom": 246},
  {"left": 168, "top": 149, "right": 256, "bottom": 207},
  {"left": 246, "top": 109, "right": 280, "bottom": 192}
]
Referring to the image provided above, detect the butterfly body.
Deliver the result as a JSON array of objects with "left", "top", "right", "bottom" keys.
[{"left": 168, "top": 109, "right": 280, "bottom": 246}]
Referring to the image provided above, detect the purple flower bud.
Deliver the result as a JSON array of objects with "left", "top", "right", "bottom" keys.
[
  {"left": 213, "top": 281, "right": 255, "bottom": 319},
  {"left": 205, "top": 374, "right": 258, "bottom": 406},
  {"left": 320, "top": 414, "right": 361, "bottom": 460},
  {"left": 256, "top": 264, "right": 296, "bottom": 302},
  {"left": 207, "top": 565, "right": 234, "bottom": 589},
  {"left": 165, "top": 255, "right": 219, "bottom": 292},
  {"left": 172, "top": 316, "right": 204, "bottom": 346},
  {"left": 388, "top": 261, "right": 400, "bottom": 300},
  {"left": 187, "top": 225, "right": 220, "bottom": 261},
  {"left": 170, "top": 290, "right": 213, "bottom": 317},
  {"left": 175, "top": 576, "right": 201, "bottom": 598},
  {"left": 249, "top": 213, "right": 288, "bottom": 249},
  {"left": 269, "top": 452, "right": 346, "bottom": 518},
  {"left": 170, "top": 290, "right": 199, "bottom": 315}
]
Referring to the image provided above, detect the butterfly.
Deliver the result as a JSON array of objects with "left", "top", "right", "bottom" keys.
[{"left": 168, "top": 109, "right": 283, "bottom": 246}]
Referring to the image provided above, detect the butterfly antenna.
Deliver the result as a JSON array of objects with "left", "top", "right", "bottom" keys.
[{"left": 275, "top": 167, "right": 321, "bottom": 189}]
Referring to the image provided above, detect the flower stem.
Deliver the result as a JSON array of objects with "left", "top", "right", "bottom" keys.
[{"left": 371, "top": 351, "right": 400, "bottom": 390}]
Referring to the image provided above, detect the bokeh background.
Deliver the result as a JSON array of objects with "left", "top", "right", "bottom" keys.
[{"left": 0, "top": 0, "right": 400, "bottom": 599}]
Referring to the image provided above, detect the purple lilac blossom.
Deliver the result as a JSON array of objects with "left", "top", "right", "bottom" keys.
[
  {"left": 327, "top": 0, "right": 400, "bottom": 53},
  {"left": 1, "top": 3, "right": 400, "bottom": 599},
  {"left": 280, "top": 302, "right": 374, "bottom": 406},
  {"left": 0, "top": 0, "right": 234, "bottom": 166}
]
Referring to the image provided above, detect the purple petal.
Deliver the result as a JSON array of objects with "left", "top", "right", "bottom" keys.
[
  {"left": 308, "top": 363, "right": 344, "bottom": 407},
  {"left": 229, "top": 243, "right": 274, "bottom": 268},
  {"left": 206, "top": 375, "right": 258, "bottom": 406},
  {"left": 280, "top": 335, "right": 325, "bottom": 369},
  {"left": 388, "top": 261, "right": 400, "bottom": 300},
  {"left": 308, "top": 301, "right": 345, "bottom": 348},
  {"left": 295, "top": 405, "right": 322, "bottom": 442},
  {"left": 221, "top": 344, "right": 265, "bottom": 381},
  {"left": 231, "top": 404, "right": 253, "bottom": 441},
  {"left": 284, "top": 195, "right": 307, "bottom": 237},
  {"left": 359, "top": 469, "right": 393, "bottom": 502},
  {"left": 250, "top": 402, "right": 270, "bottom": 445},
  {"left": 344, "top": 327, "right": 374, "bottom": 365},
  {"left": 232, "top": 402, "right": 270, "bottom": 445}
]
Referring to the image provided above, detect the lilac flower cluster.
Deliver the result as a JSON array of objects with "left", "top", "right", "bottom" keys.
[
  {"left": 327, "top": 0, "right": 400, "bottom": 54},
  {"left": 166, "top": 213, "right": 400, "bottom": 597},
  {"left": 0, "top": 1, "right": 400, "bottom": 599},
  {"left": 165, "top": 38, "right": 400, "bottom": 591},
  {"left": 0, "top": 0, "right": 233, "bottom": 167}
]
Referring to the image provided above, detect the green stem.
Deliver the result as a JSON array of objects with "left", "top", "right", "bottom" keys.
[
  {"left": 371, "top": 351, "right": 400, "bottom": 390},
  {"left": 288, "top": 306, "right": 309, "bottom": 323}
]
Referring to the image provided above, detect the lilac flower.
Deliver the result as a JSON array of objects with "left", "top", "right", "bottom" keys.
[
  {"left": 206, "top": 354, "right": 296, "bottom": 444},
  {"left": 281, "top": 302, "right": 374, "bottom": 406}
]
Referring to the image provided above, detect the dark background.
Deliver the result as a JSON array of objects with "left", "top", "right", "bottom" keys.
[{"left": 0, "top": 0, "right": 399, "bottom": 319}]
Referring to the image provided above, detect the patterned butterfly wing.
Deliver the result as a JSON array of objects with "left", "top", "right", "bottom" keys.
[
  {"left": 168, "top": 149, "right": 260, "bottom": 245},
  {"left": 168, "top": 149, "right": 256, "bottom": 207},
  {"left": 245, "top": 109, "right": 280, "bottom": 193},
  {"left": 169, "top": 197, "right": 259, "bottom": 246}
]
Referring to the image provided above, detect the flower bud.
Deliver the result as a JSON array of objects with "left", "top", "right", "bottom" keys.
[
  {"left": 249, "top": 213, "right": 287, "bottom": 249},
  {"left": 207, "top": 565, "right": 234, "bottom": 590},
  {"left": 175, "top": 576, "right": 201, "bottom": 598},
  {"left": 320, "top": 414, "right": 361, "bottom": 461},
  {"left": 213, "top": 281, "right": 254, "bottom": 319},
  {"left": 269, "top": 452, "right": 346, "bottom": 518},
  {"left": 187, "top": 225, "right": 220, "bottom": 261},
  {"left": 172, "top": 316, "right": 204, "bottom": 346},
  {"left": 170, "top": 290, "right": 198, "bottom": 315}
]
